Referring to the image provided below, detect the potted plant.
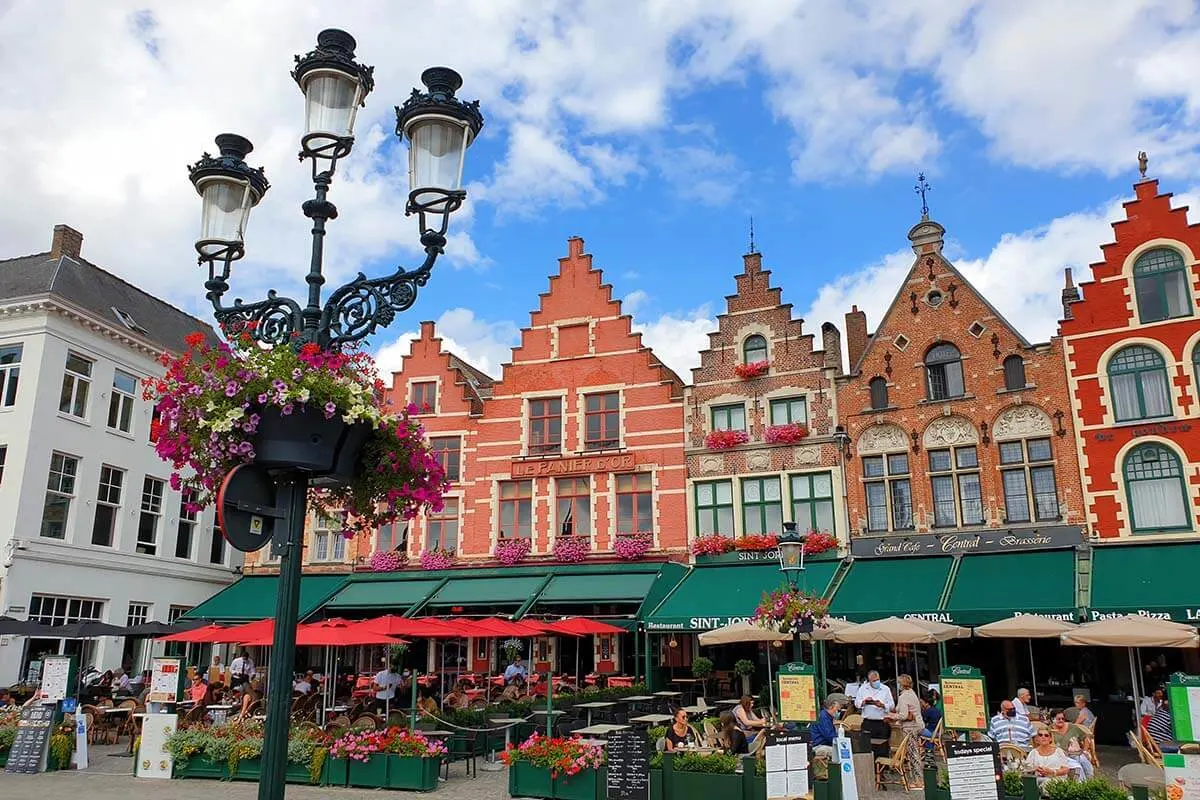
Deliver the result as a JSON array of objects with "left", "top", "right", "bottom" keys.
[
  {"left": 144, "top": 332, "right": 448, "bottom": 531},
  {"left": 502, "top": 733, "right": 605, "bottom": 799},
  {"left": 705, "top": 429, "right": 750, "bottom": 450},
  {"left": 330, "top": 728, "right": 392, "bottom": 788},
  {"left": 420, "top": 548, "right": 455, "bottom": 570},
  {"left": 734, "top": 534, "right": 777, "bottom": 552},
  {"left": 803, "top": 531, "right": 839, "bottom": 557},
  {"left": 691, "top": 534, "right": 735, "bottom": 557},
  {"left": 764, "top": 422, "right": 809, "bottom": 444},
  {"left": 384, "top": 729, "right": 447, "bottom": 791},
  {"left": 692, "top": 657, "right": 714, "bottom": 698},
  {"left": 495, "top": 536, "right": 533, "bottom": 565},
  {"left": 370, "top": 549, "right": 406, "bottom": 572},
  {"left": 734, "top": 360, "right": 769, "bottom": 379},
  {"left": 733, "top": 660, "right": 756, "bottom": 697},
  {"left": 0, "top": 707, "right": 17, "bottom": 768},
  {"left": 46, "top": 722, "right": 74, "bottom": 771},
  {"left": 552, "top": 535, "right": 590, "bottom": 563},
  {"left": 614, "top": 533, "right": 653, "bottom": 560},
  {"left": 752, "top": 585, "right": 830, "bottom": 634}
]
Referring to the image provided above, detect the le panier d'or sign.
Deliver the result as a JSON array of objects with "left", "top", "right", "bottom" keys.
[{"left": 511, "top": 453, "right": 635, "bottom": 478}]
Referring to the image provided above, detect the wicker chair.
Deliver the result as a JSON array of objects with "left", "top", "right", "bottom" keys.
[{"left": 875, "top": 731, "right": 916, "bottom": 791}]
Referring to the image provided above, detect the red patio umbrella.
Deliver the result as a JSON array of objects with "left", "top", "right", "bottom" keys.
[
  {"left": 240, "top": 621, "right": 408, "bottom": 648},
  {"left": 357, "top": 615, "right": 475, "bottom": 638},
  {"left": 207, "top": 618, "right": 274, "bottom": 643},
  {"left": 157, "top": 623, "right": 230, "bottom": 643},
  {"left": 541, "top": 618, "right": 626, "bottom": 636},
  {"left": 469, "top": 617, "right": 546, "bottom": 638}
]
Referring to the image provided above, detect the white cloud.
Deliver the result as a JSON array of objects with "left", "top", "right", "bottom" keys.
[
  {"left": 373, "top": 307, "right": 519, "bottom": 380},
  {"left": 622, "top": 289, "right": 651, "bottom": 316},
  {"left": 632, "top": 305, "right": 718, "bottom": 380}
]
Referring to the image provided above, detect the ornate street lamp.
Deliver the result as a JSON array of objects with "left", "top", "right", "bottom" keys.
[
  {"left": 185, "top": 29, "right": 482, "bottom": 800},
  {"left": 777, "top": 521, "right": 808, "bottom": 590}
]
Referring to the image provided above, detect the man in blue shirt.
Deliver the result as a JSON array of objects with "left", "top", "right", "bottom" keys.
[
  {"left": 503, "top": 655, "right": 528, "bottom": 684},
  {"left": 810, "top": 697, "right": 842, "bottom": 758},
  {"left": 987, "top": 700, "right": 1033, "bottom": 748}
]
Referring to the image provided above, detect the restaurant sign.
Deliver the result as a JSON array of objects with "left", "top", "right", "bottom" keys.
[
  {"left": 511, "top": 453, "right": 635, "bottom": 478},
  {"left": 1088, "top": 608, "right": 1196, "bottom": 622},
  {"left": 850, "top": 525, "right": 1084, "bottom": 559}
]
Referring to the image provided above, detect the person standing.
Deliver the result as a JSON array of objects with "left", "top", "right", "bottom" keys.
[
  {"left": 373, "top": 660, "right": 400, "bottom": 715},
  {"left": 208, "top": 655, "right": 224, "bottom": 686},
  {"left": 229, "top": 650, "right": 255, "bottom": 690},
  {"left": 854, "top": 670, "right": 895, "bottom": 754},
  {"left": 1012, "top": 688, "right": 1033, "bottom": 719}
]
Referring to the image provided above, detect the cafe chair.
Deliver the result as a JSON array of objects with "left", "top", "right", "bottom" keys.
[
  {"left": 875, "top": 731, "right": 916, "bottom": 792},
  {"left": 998, "top": 744, "right": 1026, "bottom": 773},
  {"left": 841, "top": 713, "right": 863, "bottom": 732},
  {"left": 1128, "top": 730, "right": 1163, "bottom": 769},
  {"left": 748, "top": 731, "right": 766, "bottom": 757}
]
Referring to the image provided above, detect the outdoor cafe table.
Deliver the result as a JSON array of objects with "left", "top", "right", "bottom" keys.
[
  {"left": 487, "top": 717, "right": 526, "bottom": 753},
  {"left": 669, "top": 678, "right": 704, "bottom": 704},
  {"left": 714, "top": 699, "right": 741, "bottom": 707},
  {"left": 575, "top": 723, "right": 631, "bottom": 737},
  {"left": 629, "top": 713, "right": 672, "bottom": 726},
  {"left": 575, "top": 701, "right": 617, "bottom": 726}
]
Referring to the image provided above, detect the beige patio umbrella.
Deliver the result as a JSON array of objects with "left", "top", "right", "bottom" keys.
[
  {"left": 975, "top": 615, "right": 1079, "bottom": 706},
  {"left": 697, "top": 617, "right": 858, "bottom": 646},
  {"left": 833, "top": 616, "right": 970, "bottom": 644}
]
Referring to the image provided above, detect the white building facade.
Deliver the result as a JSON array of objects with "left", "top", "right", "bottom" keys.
[{"left": 0, "top": 225, "right": 240, "bottom": 683}]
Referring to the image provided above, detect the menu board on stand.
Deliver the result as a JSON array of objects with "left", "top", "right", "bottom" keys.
[
  {"left": 40, "top": 655, "right": 75, "bottom": 703},
  {"left": 1169, "top": 673, "right": 1200, "bottom": 743},
  {"left": 939, "top": 665, "right": 989, "bottom": 732},
  {"left": 764, "top": 730, "right": 809, "bottom": 800},
  {"left": 945, "top": 741, "right": 1001, "bottom": 800},
  {"left": 146, "top": 657, "right": 184, "bottom": 709},
  {"left": 136, "top": 713, "right": 178, "bottom": 780},
  {"left": 776, "top": 662, "right": 817, "bottom": 723},
  {"left": 605, "top": 729, "right": 650, "bottom": 800},
  {"left": 4, "top": 703, "right": 55, "bottom": 774}
]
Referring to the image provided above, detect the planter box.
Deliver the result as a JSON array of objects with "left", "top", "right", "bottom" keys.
[
  {"left": 670, "top": 769, "right": 742, "bottom": 798},
  {"left": 0, "top": 751, "right": 8, "bottom": 769},
  {"left": 322, "top": 756, "right": 348, "bottom": 787},
  {"left": 346, "top": 754, "right": 390, "bottom": 788},
  {"left": 509, "top": 761, "right": 555, "bottom": 798},
  {"left": 386, "top": 755, "right": 441, "bottom": 791},
  {"left": 923, "top": 768, "right": 950, "bottom": 800},
  {"left": 285, "top": 762, "right": 314, "bottom": 784},
  {"left": 177, "top": 756, "right": 229, "bottom": 779},
  {"left": 555, "top": 768, "right": 605, "bottom": 800},
  {"left": 230, "top": 756, "right": 261, "bottom": 781}
]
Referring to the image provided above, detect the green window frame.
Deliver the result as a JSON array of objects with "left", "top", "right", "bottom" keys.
[
  {"left": 741, "top": 477, "right": 783, "bottom": 535},
  {"left": 790, "top": 472, "right": 835, "bottom": 534},
  {"left": 769, "top": 396, "right": 807, "bottom": 425},
  {"left": 711, "top": 403, "right": 746, "bottom": 432},
  {"left": 1193, "top": 347, "right": 1200, "bottom": 393},
  {"left": 1107, "top": 345, "right": 1173, "bottom": 422},
  {"left": 1133, "top": 248, "right": 1192, "bottom": 323},
  {"left": 1123, "top": 444, "right": 1192, "bottom": 533},
  {"left": 694, "top": 480, "right": 734, "bottom": 536},
  {"left": 743, "top": 335, "right": 768, "bottom": 364}
]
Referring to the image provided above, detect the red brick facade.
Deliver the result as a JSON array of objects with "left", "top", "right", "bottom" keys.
[
  {"left": 1060, "top": 178, "right": 1200, "bottom": 539},
  {"left": 835, "top": 216, "right": 1085, "bottom": 537},
  {"left": 684, "top": 251, "right": 848, "bottom": 544},
  {"left": 386, "top": 237, "right": 689, "bottom": 562}
]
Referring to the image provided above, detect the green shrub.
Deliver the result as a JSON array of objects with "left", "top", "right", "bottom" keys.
[
  {"left": 1043, "top": 777, "right": 1126, "bottom": 800},
  {"left": 692, "top": 657, "right": 714, "bottom": 679},
  {"left": 673, "top": 752, "right": 737, "bottom": 774},
  {"left": 647, "top": 726, "right": 666, "bottom": 742},
  {"left": 734, "top": 660, "right": 756, "bottom": 677},
  {"left": 0, "top": 725, "right": 15, "bottom": 753},
  {"left": 1001, "top": 770, "right": 1023, "bottom": 797}
]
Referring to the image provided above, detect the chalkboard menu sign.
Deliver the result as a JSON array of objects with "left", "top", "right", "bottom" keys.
[
  {"left": 945, "top": 741, "right": 1001, "bottom": 800},
  {"left": 606, "top": 729, "right": 650, "bottom": 800},
  {"left": 4, "top": 703, "right": 55, "bottom": 774}
]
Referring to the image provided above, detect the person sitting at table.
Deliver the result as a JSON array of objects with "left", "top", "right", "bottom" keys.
[
  {"left": 810, "top": 697, "right": 841, "bottom": 759},
  {"left": 293, "top": 671, "right": 314, "bottom": 695},
  {"left": 0, "top": 688, "right": 12, "bottom": 708},
  {"left": 113, "top": 668, "right": 132, "bottom": 695},
  {"left": 733, "top": 695, "right": 767, "bottom": 743},
  {"left": 718, "top": 710, "right": 748, "bottom": 755},
  {"left": 189, "top": 675, "right": 208, "bottom": 704},
  {"left": 444, "top": 682, "right": 470, "bottom": 710},
  {"left": 1025, "top": 724, "right": 1072, "bottom": 791},
  {"left": 1148, "top": 700, "right": 1179, "bottom": 753},
  {"left": 1071, "top": 695, "right": 1096, "bottom": 729},
  {"left": 417, "top": 690, "right": 438, "bottom": 718},
  {"left": 501, "top": 676, "right": 525, "bottom": 703},
  {"left": 921, "top": 692, "right": 942, "bottom": 738},
  {"left": 987, "top": 700, "right": 1033, "bottom": 748},
  {"left": 665, "top": 708, "right": 698, "bottom": 752},
  {"left": 504, "top": 655, "right": 528, "bottom": 685},
  {"left": 1140, "top": 688, "right": 1164, "bottom": 730},
  {"left": 1050, "top": 711, "right": 1094, "bottom": 778},
  {"left": 236, "top": 681, "right": 261, "bottom": 720}
]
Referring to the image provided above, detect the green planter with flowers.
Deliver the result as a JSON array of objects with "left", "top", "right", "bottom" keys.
[
  {"left": 503, "top": 733, "right": 606, "bottom": 799},
  {"left": 330, "top": 727, "right": 447, "bottom": 791},
  {"left": 386, "top": 755, "right": 442, "bottom": 791},
  {"left": 230, "top": 756, "right": 261, "bottom": 781},
  {"left": 345, "top": 755, "right": 389, "bottom": 788},
  {"left": 320, "top": 753, "right": 347, "bottom": 787},
  {"left": 509, "top": 760, "right": 556, "bottom": 798}
]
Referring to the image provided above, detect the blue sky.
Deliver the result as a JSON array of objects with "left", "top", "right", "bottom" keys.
[{"left": 2, "top": 1, "right": 1199, "bottom": 378}]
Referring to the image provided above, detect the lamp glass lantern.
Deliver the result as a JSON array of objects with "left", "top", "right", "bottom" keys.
[
  {"left": 404, "top": 113, "right": 471, "bottom": 208},
  {"left": 300, "top": 68, "right": 364, "bottom": 140},
  {"left": 189, "top": 134, "right": 268, "bottom": 261},
  {"left": 777, "top": 521, "right": 808, "bottom": 586}
]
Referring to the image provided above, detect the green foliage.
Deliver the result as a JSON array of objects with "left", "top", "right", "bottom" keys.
[
  {"left": 692, "top": 657, "right": 714, "bottom": 679},
  {"left": 310, "top": 746, "right": 328, "bottom": 785},
  {"left": 649, "top": 752, "right": 663, "bottom": 770},
  {"left": 0, "top": 725, "right": 16, "bottom": 753},
  {"left": 646, "top": 726, "right": 666, "bottom": 742},
  {"left": 1043, "top": 778, "right": 1127, "bottom": 800},
  {"left": 673, "top": 752, "right": 738, "bottom": 774},
  {"left": 937, "top": 767, "right": 949, "bottom": 790},
  {"left": 49, "top": 732, "right": 73, "bottom": 769},
  {"left": 1001, "top": 769, "right": 1024, "bottom": 796},
  {"left": 733, "top": 659, "right": 756, "bottom": 677}
]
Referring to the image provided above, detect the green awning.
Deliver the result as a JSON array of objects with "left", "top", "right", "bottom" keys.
[
  {"left": 828, "top": 557, "right": 953, "bottom": 622},
  {"left": 1089, "top": 543, "right": 1200, "bottom": 622},
  {"left": 943, "top": 550, "right": 1077, "bottom": 625},
  {"left": 425, "top": 576, "right": 549, "bottom": 607},
  {"left": 536, "top": 573, "right": 658, "bottom": 604},
  {"left": 643, "top": 561, "right": 840, "bottom": 631},
  {"left": 325, "top": 578, "right": 444, "bottom": 611},
  {"left": 182, "top": 575, "right": 348, "bottom": 622}
]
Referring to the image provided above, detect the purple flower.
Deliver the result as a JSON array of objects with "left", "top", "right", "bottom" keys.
[
  {"left": 281, "top": 403, "right": 294, "bottom": 415},
  {"left": 225, "top": 381, "right": 240, "bottom": 397},
  {"left": 324, "top": 401, "right": 337, "bottom": 419}
]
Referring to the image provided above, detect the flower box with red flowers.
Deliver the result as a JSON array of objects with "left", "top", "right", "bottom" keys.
[
  {"left": 704, "top": 429, "right": 749, "bottom": 450},
  {"left": 734, "top": 360, "right": 770, "bottom": 380},
  {"left": 764, "top": 423, "right": 809, "bottom": 445},
  {"left": 694, "top": 529, "right": 840, "bottom": 565},
  {"left": 503, "top": 733, "right": 605, "bottom": 799},
  {"left": 691, "top": 534, "right": 736, "bottom": 557},
  {"left": 734, "top": 533, "right": 778, "bottom": 552}
]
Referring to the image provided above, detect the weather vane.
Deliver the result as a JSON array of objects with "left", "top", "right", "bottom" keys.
[
  {"left": 915, "top": 172, "right": 932, "bottom": 219},
  {"left": 748, "top": 216, "right": 757, "bottom": 254}
]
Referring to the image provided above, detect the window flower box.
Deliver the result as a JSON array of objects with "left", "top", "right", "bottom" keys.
[
  {"left": 552, "top": 535, "right": 590, "bottom": 563},
  {"left": 370, "top": 549, "right": 406, "bottom": 572},
  {"left": 495, "top": 536, "right": 532, "bottom": 565},
  {"left": 420, "top": 548, "right": 455, "bottom": 570},
  {"left": 614, "top": 533, "right": 653, "bottom": 560},
  {"left": 705, "top": 429, "right": 749, "bottom": 450},
  {"left": 764, "top": 422, "right": 809, "bottom": 445},
  {"left": 691, "top": 534, "right": 735, "bottom": 556},
  {"left": 734, "top": 360, "right": 770, "bottom": 379},
  {"left": 734, "top": 533, "right": 777, "bottom": 551}
]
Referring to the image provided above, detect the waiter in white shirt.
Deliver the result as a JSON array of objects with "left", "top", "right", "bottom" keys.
[
  {"left": 229, "top": 650, "right": 255, "bottom": 690},
  {"left": 1013, "top": 687, "right": 1032, "bottom": 719},
  {"left": 373, "top": 661, "right": 400, "bottom": 715},
  {"left": 854, "top": 670, "right": 895, "bottom": 756}
]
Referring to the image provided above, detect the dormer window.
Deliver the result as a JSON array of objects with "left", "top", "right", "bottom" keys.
[
  {"left": 111, "top": 307, "right": 148, "bottom": 335},
  {"left": 743, "top": 334, "right": 768, "bottom": 364}
]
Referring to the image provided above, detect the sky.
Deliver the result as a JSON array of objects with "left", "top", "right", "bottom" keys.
[{"left": 2, "top": 1, "right": 1200, "bottom": 381}]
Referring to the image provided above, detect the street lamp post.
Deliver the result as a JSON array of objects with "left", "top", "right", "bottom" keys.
[
  {"left": 777, "top": 522, "right": 809, "bottom": 662},
  {"left": 185, "top": 29, "right": 483, "bottom": 800}
]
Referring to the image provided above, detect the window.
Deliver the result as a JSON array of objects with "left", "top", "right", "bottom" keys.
[
  {"left": 126, "top": 602, "right": 150, "bottom": 627},
  {"left": 410, "top": 381, "right": 437, "bottom": 413},
  {"left": 925, "top": 343, "right": 964, "bottom": 400},
  {"left": 967, "top": 322, "right": 986, "bottom": 338},
  {"left": 430, "top": 437, "right": 461, "bottom": 481},
  {"left": 743, "top": 335, "right": 768, "bottom": 364},
  {"left": 1195, "top": 347, "right": 1200, "bottom": 391},
  {"left": 711, "top": 403, "right": 746, "bottom": 432},
  {"left": 893, "top": 334, "right": 910, "bottom": 351},
  {"left": 742, "top": 477, "right": 783, "bottom": 535},
  {"left": 0, "top": 445, "right": 5, "bottom": 484},
  {"left": 29, "top": 594, "right": 103, "bottom": 625},
  {"left": 428, "top": 498, "right": 459, "bottom": 551},
  {"left": 769, "top": 396, "right": 807, "bottom": 426},
  {"left": 790, "top": 472, "right": 834, "bottom": 534},
  {"left": 584, "top": 392, "right": 620, "bottom": 450},
  {"left": 1003, "top": 356, "right": 1027, "bottom": 391},
  {"left": 695, "top": 480, "right": 734, "bottom": 536},
  {"left": 999, "top": 438, "right": 1059, "bottom": 523},
  {"left": 312, "top": 514, "right": 340, "bottom": 562},
  {"left": 59, "top": 352, "right": 93, "bottom": 418},
  {"left": 928, "top": 446, "right": 983, "bottom": 528},
  {"left": 1108, "top": 345, "right": 1172, "bottom": 422},
  {"left": 528, "top": 397, "right": 562, "bottom": 455},
  {"left": 378, "top": 522, "right": 408, "bottom": 553},
  {"left": 137, "top": 477, "right": 164, "bottom": 555},
  {"left": 556, "top": 477, "right": 591, "bottom": 537},
  {"left": 869, "top": 377, "right": 889, "bottom": 410},
  {"left": 209, "top": 527, "right": 226, "bottom": 565},
  {"left": 499, "top": 480, "right": 532, "bottom": 539},
  {"left": 91, "top": 465, "right": 124, "bottom": 547},
  {"left": 616, "top": 472, "right": 653, "bottom": 534},
  {"left": 175, "top": 492, "right": 197, "bottom": 559},
  {"left": 1124, "top": 444, "right": 1191, "bottom": 532},
  {"left": 0, "top": 344, "right": 21, "bottom": 407},
  {"left": 168, "top": 605, "right": 190, "bottom": 623},
  {"left": 1134, "top": 248, "right": 1192, "bottom": 323},
  {"left": 863, "top": 452, "right": 913, "bottom": 532},
  {"left": 107, "top": 370, "right": 137, "bottom": 433},
  {"left": 41, "top": 453, "right": 79, "bottom": 539}
]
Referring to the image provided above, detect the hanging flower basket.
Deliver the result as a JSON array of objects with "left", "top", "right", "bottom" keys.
[
  {"left": 552, "top": 536, "right": 590, "bottom": 563},
  {"left": 613, "top": 533, "right": 652, "bottom": 560},
  {"left": 691, "top": 534, "right": 735, "bottom": 556},
  {"left": 764, "top": 423, "right": 809, "bottom": 445},
  {"left": 734, "top": 360, "right": 770, "bottom": 380},
  {"left": 370, "top": 550, "right": 406, "bottom": 572},
  {"left": 419, "top": 548, "right": 455, "bottom": 570},
  {"left": 753, "top": 585, "right": 830, "bottom": 634},
  {"left": 705, "top": 429, "right": 749, "bottom": 450},
  {"left": 495, "top": 537, "right": 532, "bottom": 565}
]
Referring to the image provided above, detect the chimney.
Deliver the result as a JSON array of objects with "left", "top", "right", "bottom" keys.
[
  {"left": 845, "top": 305, "right": 869, "bottom": 371},
  {"left": 1061, "top": 268, "right": 1081, "bottom": 321},
  {"left": 821, "top": 322, "right": 843, "bottom": 375},
  {"left": 50, "top": 224, "right": 83, "bottom": 260}
]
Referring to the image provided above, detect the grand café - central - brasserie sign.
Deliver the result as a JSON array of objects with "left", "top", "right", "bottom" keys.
[{"left": 850, "top": 525, "right": 1085, "bottom": 558}]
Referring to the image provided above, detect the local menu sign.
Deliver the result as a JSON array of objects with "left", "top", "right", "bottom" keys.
[
  {"left": 605, "top": 729, "right": 650, "bottom": 800},
  {"left": 850, "top": 526, "right": 1084, "bottom": 559},
  {"left": 945, "top": 741, "right": 1001, "bottom": 800},
  {"left": 1164, "top": 754, "right": 1200, "bottom": 800},
  {"left": 147, "top": 657, "right": 183, "bottom": 705},
  {"left": 940, "top": 665, "right": 989, "bottom": 732},
  {"left": 1170, "top": 674, "right": 1200, "bottom": 744},
  {"left": 39, "top": 656, "right": 72, "bottom": 702},
  {"left": 777, "top": 662, "right": 817, "bottom": 723},
  {"left": 765, "top": 731, "right": 809, "bottom": 800},
  {"left": 4, "top": 703, "right": 55, "bottom": 774},
  {"left": 512, "top": 453, "right": 635, "bottom": 478}
]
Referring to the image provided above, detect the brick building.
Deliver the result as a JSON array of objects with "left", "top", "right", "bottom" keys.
[{"left": 1060, "top": 174, "right": 1200, "bottom": 541}]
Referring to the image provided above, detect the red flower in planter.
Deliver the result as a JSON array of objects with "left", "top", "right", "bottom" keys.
[
  {"left": 735, "top": 533, "right": 778, "bottom": 551},
  {"left": 734, "top": 360, "right": 770, "bottom": 379},
  {"left": 803, "top": 531, "right": 838, "bottom": 555},
  {"left": 764, "top": 423, "right": 809, "bottom": 445},
  {"left": 692, "top": 534, "right": 736, "bottom": 556},
  {"left": 705, "top": 429, "right": 749, "bottom": 450}
]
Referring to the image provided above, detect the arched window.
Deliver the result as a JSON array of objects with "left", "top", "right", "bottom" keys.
[
  {"left": 869, "top": 377, "right": 889, "bottom": 409},
  {"left": 1193, "top": 346, "right": 1200, "bottom": 391},
  {"left": 1134, "top": 248, "right": 1192, "bottom": 322},
  {"left": 925, "top": 343, "right": 964, "bottom": 400},
  {"left": 1108, "top": 345, "right": 1172, "bottom": 421},
  {"left": 1003, "top": 355, "right": 1026, "bottom": 391},
  {"left": 1124, "top": 444, "right": 1192, "bottom": 532},
  {"left": 743, "top": 334, "right": 768, "bottom": 364}
]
